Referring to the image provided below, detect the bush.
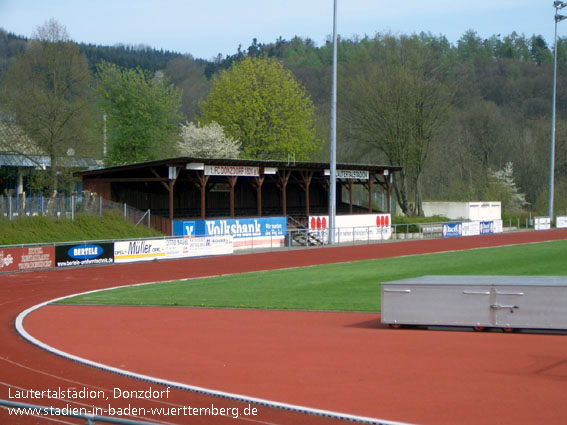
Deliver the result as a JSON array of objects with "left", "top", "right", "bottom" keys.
[{"left": 392, "top": 215, "right": 451, "bottom": 233}]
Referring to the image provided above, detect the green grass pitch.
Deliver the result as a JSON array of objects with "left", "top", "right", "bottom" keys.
[{"left": 60, "top": 240, "right": 567, "bottom": 312}]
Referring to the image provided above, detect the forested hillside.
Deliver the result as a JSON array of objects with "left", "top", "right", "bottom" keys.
[
  {"left": 0, "top": 29, "right": 186, "bottom": 74},
  {"left": 1, "top": 27, "right": 566, "bottom": 216}
]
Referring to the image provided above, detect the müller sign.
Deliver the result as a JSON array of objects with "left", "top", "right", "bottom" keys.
[{"left": 205, "top": 165, "right": 260, "bottom": 177}]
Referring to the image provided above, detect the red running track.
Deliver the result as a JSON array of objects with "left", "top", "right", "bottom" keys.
[
  {"left": 2, "top": 230, "right": 567, "bottom": 425},
  {"left": 26, "top": 305, "right": 567, "bottom": 425}
]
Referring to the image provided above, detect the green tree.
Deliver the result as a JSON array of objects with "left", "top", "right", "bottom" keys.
[
  {"left": 96, "top": 61, "right": 183, "bottom": 166},
  {"left": 200, "top": 57, "right": 321, "bottom": 160},
  {"left": 456, "top": 30, "right": 492, "bottom": 62},
  {"left": 495, "top": 32, "right": 531, "bottom": 61},
  {"left": 530, "top": 35, "right": 553, "bottom": 65},
  {"left": 342, "top": 35, "right": 453, "bottom": 216},
  {"left": 1, "top": 19, "right": 96, "bottom": 192},
  {"left": 164, "top": 56, "right": 210, "bottom": 122},
  {"left": 459, "top": 100, "right": 507, "bottom": 169}
]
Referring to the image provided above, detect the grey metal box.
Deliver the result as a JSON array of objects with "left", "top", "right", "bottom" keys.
[{"left": 381, "top": 276, "right": 567, "bottom": 330}]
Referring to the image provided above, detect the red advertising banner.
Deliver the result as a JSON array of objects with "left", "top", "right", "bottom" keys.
[{"left": 0, "top": 246, "right": 55, "bottom": 273}]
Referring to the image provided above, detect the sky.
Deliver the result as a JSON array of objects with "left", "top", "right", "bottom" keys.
[{"left": 0, "top": 0, "right": 561, "bottom": 60}]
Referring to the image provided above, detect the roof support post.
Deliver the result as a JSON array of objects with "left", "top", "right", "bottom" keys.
[
  {"left": 346, "top": 179, "right": 354, "bottom": 214},
  {"left": 367, "top": 173, "right": 374, "bottom": 213},
  {"left": 385, "top": 174, "right": 391, "bottom": 213},
  {"left": 277, "top": 170, "right": 291, "bottom": 217},
  {"left": 197, "top": 173, "right": 209, "bottom": 219},
  {"left": 300, "top": 171, "right": 313, "bottom": 217},
  {"left": 168, "top": 179, "right": 174, "bottom": 234},
  {"left": 254, "top": 176, "right": 265, "bottom": 217},
  {"left": 17, "top": 168, "right": 24, "bottom": 197},
  {"left": 227, "top": 176, "right": 238, "bottom": 218},
  {"left": 165, "top": 166, "right": 180, "bottom": 236}
]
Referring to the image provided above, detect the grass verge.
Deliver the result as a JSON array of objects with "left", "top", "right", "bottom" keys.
[{"left": 0, "top": 215, "right": 163, "bottom": 245}]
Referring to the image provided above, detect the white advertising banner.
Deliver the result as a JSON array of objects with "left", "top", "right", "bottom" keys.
[
  {"left": 163, "top": 236, "right": 233, "bottom": 258},
  {"left": 493, "top": 219, "right": 503, "bottom": 233},
  {"left": 336, "top": 169, "right": 369, "bottom": 180},
  {"left": 204, "top": 165, "right": 259, "bottom": 177},
  {"left": 115, "top": 236, "right": 233, "bottom": 263},
  {"left": 308, "top": 213, "right": 392, "bottom": 243},
  {"left": 557, "top": 216, "right": 567, "bottom": 229},
  {"left": 535, "top": 217, "right": 551, "bottom": 231},
  {"left": 461, "top": 220, "right": 503, "bottom": 236},
  {"left": 114, "top": 240, "right": 166, "bottom": 263},
  {"left": 462, "top": 221, "right": 480, "bottom": 236}
]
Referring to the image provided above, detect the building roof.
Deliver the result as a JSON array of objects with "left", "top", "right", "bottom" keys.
[
  {"left": 0, "top": 153, "right": 46, "bottom": 168},
  {"left": 0, "top": 121, "right": 100, "bottom": 169},
  {"left": 0, "top": 121, "right": 45, "bottom": 156},
  {"left": 75, "top": 156, "right": 402, "bottom": 178},
  {"left": 0, "top": 153, "right": 100, "bottom": 169}
]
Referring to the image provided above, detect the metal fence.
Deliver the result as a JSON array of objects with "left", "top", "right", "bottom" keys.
[
  {"left": 1, "top": 192, "right": 554, "bottom": 248},
  {"left": 0, "top": 193, "right": 156, "bottom": 229},
  {"left": 0, "top": 193, "right": 98, "bottom": 219},
  {"left": 0, "top": 192, "right": 101, "bottom": 219},
  {"left": 254, "top": 223, "right": 457, "bottom": 249}
]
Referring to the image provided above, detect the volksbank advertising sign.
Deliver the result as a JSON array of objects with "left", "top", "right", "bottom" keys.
[{"left": 173, "top": 217, "right": 287, "bottom": 249}]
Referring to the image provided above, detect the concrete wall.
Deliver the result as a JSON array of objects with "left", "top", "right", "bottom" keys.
[
  {"left": 422, "top": 202, "right": 469, "bottom": 219},
  {"left": 468, "top": 202, "right": 501, "bottom": 221},
  {"left": 423, "top": 201, "right": 501, "bottom": 221}
]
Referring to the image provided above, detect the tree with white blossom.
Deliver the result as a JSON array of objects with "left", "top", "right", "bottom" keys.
[
  {"left": 486, "top": 162, "right": 528, "bottom": 213},
  {"left": 177, "top": 121, "right": 241, "bottom": 158}
]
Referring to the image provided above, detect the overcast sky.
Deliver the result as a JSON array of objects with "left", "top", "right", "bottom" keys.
[{"left": 0, "top": 0, "right": 560, "bottom": 60}]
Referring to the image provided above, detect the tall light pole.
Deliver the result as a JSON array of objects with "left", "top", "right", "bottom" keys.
[
  {"left": 550, "top": 1, "right": 567, "bottom": 224},
  {"left": 329, "top": 0, "right": 338, "bottom": 244}
]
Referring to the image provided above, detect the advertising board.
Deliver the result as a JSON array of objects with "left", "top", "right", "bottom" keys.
[
  {"left": 308, "top": 213, "right": 392, "bottom": 243},
  {"left": 115, "top": 236, "right": 234, "bottom": 263},
  {"left": 442, "top": 223, "right": 463, "bottom": 238},
  {"left": 493, "top": 219, "right": 503, "bottom": 233},
  {"left": 204, "top": 165, "right": 259, "bottom": 177},
  {"left": 462, "top": 221, "right": 480, "bottom": 236},
  {"left": 480, "top": 221, "right": 495, "bottom": 235},
  {"left": 0, "top": 246, "right": 55, "bottom": 273},
  {"left": 457, "top": 220, "right": 503, "bottom": 237},
  {"left": 172, "top": 217, "right": 286, "bottom": 250},
  {"left": 163, "top": 236, "right": 233, "bottom": 258},
  {"left": 114, "top": 239, "right": 166, "bottom": 263},
  {"left": 55, "top": 243, "right": 114, "bottom": 267},
  {"left": 336, "top": 170, "right": 369, "bottom": 180},
  {"left": 535, "top": 217, "right": 551, "bottom": 231},
  {"left": 557, "top": 216, "right": 567, "bottom": 229}
]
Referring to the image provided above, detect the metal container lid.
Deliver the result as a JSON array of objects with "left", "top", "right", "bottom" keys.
[{"left": 382, "top": 275, "right": 567, "bottom": 287}]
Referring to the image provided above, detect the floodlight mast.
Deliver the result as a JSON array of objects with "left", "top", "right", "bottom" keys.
[
  {"left": 329, "top": 0, "right": 338, "bottom": 244},
  {"left": 550, "top": 1, "right": 567, "bottom": 225}
]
